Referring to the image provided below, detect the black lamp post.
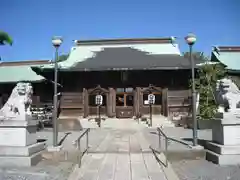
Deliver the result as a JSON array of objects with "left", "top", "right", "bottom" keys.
[
  {"left": 52, "top": 36, "right": 63, "bottom": 147},
  {"left": 185, "top": 33, "right": 198, "bottom": 146}
]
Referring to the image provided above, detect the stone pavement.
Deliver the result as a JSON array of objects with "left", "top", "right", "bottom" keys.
[
  {"left": 171, "top": 159, "right": 240, "bottom": 180},
  {"left": 2, "top": 119, "right": 240, "bottom": 180},
  {"left": 144, "top": 127, "right": 240, "bottom": 180},
  {"left": 37, "top": 124, "right": 240, "bottom": 180},
  {"left": 0, "top": 161, "right": 74, "bottom": 180},
  {"left": 68, "top": 129, "right": 168, "bottom": 180}
]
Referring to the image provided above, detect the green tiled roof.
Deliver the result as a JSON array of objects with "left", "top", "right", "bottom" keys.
[
  {"left": 0, "top": 65, "right": 45, "bottom": 83},
  {"left": 212, "top": 51, "right": 240, "bottom": 70},
  {"left": 35, "top": 38, "right": 182, "bottom": 70}
]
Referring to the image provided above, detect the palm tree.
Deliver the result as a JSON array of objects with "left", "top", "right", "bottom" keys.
[{"left": 0, "top": 31, "right": 13, "bottom": 46}]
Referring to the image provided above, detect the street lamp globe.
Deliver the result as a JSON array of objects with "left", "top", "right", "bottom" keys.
[
  {"left": 185, "top": 33, "right": 196, "bottom": 46},
  {"left": 52, "top": 36, "right": 63, "bottom": 47}
]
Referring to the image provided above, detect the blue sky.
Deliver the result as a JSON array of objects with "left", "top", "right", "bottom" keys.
[{"left": 1, "top": 0, "right": 239, "bottom": 61}]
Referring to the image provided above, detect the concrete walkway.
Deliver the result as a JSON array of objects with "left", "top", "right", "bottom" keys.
[{"left": 68, "top": 129, "right": 168, "bottom": 180}]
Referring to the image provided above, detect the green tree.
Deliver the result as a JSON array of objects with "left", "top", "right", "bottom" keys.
[
  {"left": 58, "top": 54, "right": 69, "bottom": 62},
  {"left": 0, "top": 31, "right": 13, "bottom": 46},
  {"left": 183, "top": 51, "right": 208, "bottom": 61},
  {"left": 193, "top": 63, "right": 226, "bottom": 119}
]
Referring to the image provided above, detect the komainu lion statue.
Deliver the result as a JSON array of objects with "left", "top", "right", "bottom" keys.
[
  {"left": 216, "top": 78, "right": 240, "bottom": 113},
  {"left": 0, "top": 82, "right": 33, "bottom": 121}
]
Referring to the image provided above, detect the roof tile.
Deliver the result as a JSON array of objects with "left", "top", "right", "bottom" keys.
[
  {"left": 36, "top": 37, "right": 181, "bottom": 70},
  {"left": 0, "top": 65, "right": 45, "bottom": 83}
]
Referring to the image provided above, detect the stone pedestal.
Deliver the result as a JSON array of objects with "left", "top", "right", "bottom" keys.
[
  {"left": 206, "top": 115, "right": 240, "bottom": 165},
  {"left": 0, "top": 120, "right": 45, "bottom": 167}
]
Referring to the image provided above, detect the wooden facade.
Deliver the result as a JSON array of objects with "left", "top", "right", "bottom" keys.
[
  {"left": 0, "top": 68, "right": 192, "bottom": 118},
  {"left": 58, "top": 70, "right": 192, "bottom": 118}
]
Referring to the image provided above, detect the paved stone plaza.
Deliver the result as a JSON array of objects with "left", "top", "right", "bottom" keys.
[{"left": 0, "top": 119, "right": 240, "bottom": 179}]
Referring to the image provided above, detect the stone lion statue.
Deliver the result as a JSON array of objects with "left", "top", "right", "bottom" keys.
[
  {"left": 216, "top": 78, "right": 240, "bottom": 113},
  {"left": 0, "top": 82, "right": 33, "bottom": 121}
]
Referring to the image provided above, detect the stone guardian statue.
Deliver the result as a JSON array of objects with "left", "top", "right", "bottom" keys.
[{"left": 0, "top": 82, "right": 33, "bottom": 121}]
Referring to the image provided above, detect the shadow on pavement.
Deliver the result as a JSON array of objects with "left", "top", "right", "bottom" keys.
[
  {"left": 182, "top": 138, "right": 210, "bottom": 149},
  {"left": 58, "top": 118, "right": 83, "bottom": 131}
]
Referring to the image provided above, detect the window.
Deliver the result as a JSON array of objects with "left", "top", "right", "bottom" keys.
[
  {"left": 89, "top": 94, "right": 106, "bottom": 106},
  {"left": 143, "top": 93, "right": 162, "bottom": 105},
  {"left": 116, "top": 88, "right": 125, "bottom": 93},
  {"left": 116, "top": 87, "right": 133, "bottom": 93}
]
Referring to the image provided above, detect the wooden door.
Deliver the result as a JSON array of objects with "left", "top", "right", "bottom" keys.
[
  {"left": 87, "top": 85, "right": 109, "bottom": 116},
  {"left": 116, "top": 88, "right": 134, "bottom": 118}
]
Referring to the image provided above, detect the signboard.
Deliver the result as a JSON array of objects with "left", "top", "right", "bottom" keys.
[
  {"left": 148, "top": 94, "right": 155, "bottom": 105},
  {"left": 95, "top": 95, "right": 103, "bottom": 105}
]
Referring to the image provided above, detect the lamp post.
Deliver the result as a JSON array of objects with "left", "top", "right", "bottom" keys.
[
  {"left": 52, "top": 36, "right": 63, "bottom": 147},
  {"left": 185, "top": 33, "right": 197, "bottom": 146}
]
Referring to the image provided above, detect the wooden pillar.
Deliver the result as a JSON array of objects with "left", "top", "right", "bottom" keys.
[
  {"left": 162, "top": 88, "right": 169, "bottom": 117},
  {"left": 134, "top": 87, "right": 141, "bottom": 118},
  {"left": 133, "top": 90, "right": 137, "bottom": 117},
  {"left": 83, "top": 88, "right": 89, "bottom": 118},
  {"left": 107, "top": 88, "right": 114, "bottom": 117},
  {"left": 0, "top": 96, "right": 2, "bottom": 108},
  {"left": 138, "top": 88, "right": 143, "bottom": 117},
  {"left": 112, "top": 88, "right": 116, "bottom": 117}
]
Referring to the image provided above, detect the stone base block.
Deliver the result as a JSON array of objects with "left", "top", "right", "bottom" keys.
[
  {"left": 207, "top": 142, "right": 240, "bottom": 155},
  {"left": 0, "top": 120, "right": 37, "bottom": 146},
  {"left": 0, "top": 142, "right": 45, "bottom": 167},
  {"left": 0, "top": 142, "right": 45, "bottom": 156},
  {"left": 0, "top": 151, "right": 42, "bottom": 167},
  {"left": 206, "top": 150, "right": 240, "bottom": 165}
]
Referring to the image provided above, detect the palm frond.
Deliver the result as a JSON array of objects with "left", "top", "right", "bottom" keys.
[{"left": 0, "top": 31, "right": 13, "bottom": 46}]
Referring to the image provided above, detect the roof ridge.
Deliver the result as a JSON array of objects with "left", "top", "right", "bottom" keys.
[
  {"left": 73, "top": 37, "right": 177, "bottom": 46},
  {"left": 0, "top": 60, "right": 51, "bottom": 67},
  {"left": 212, "top": 46, "right": 240, "bottom": 52}
]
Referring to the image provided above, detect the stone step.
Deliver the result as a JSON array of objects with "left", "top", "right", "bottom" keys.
[
  {"left": 207, "top": 142, "right": 240, "bottom": 155},
  {"left": 80, "top": 116, "right": 175, "bottom": 129},
  {"left": 206, "top": 149, "right": 240, "bottom": 165},
  {"left": 0, "top": 151, "right": 42, "bottom": 167}
]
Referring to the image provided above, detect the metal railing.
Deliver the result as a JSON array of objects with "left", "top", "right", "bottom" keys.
[
  {"left": 150, "top": 127, "right": 170, "bottom": 167},
  {"left": 74, "top": 128, "right": 90, "bottom": 168}
]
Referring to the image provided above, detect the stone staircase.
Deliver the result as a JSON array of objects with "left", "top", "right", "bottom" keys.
[{"left": 79, "top": 115, "right": 175, "bottom": 129}]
